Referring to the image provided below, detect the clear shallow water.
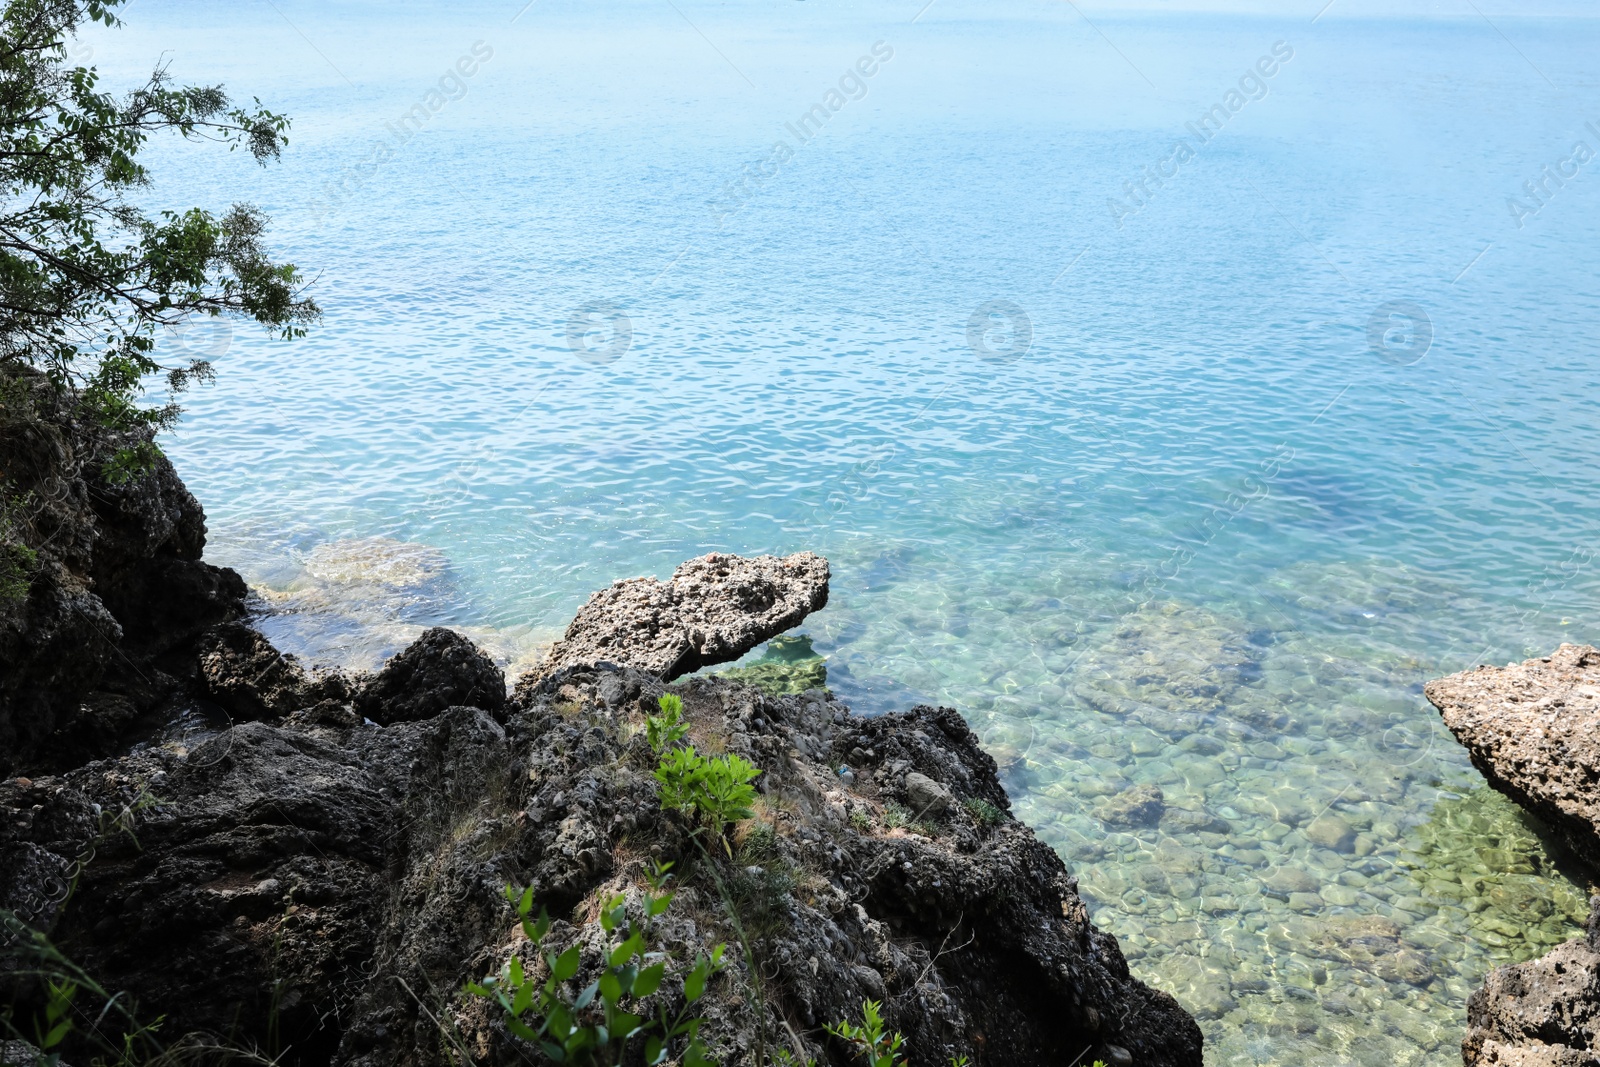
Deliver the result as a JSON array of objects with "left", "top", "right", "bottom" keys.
[{"left": 90, "top": 2, "right": 1600, "bottom": 1062}]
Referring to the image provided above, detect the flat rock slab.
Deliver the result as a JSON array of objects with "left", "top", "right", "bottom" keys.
[
  {"left": 540, "top": 551, "right": 830, "bottom": 680},
  {"left": 1425, "top": 643, "right": 1600, "bottom": 866}
]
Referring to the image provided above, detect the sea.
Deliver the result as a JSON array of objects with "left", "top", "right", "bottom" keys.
[{"left": 86, "top": 1, "right": 1600, "bottom": 1062}]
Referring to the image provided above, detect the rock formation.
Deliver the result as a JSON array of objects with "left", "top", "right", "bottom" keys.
[
  {"left": 539, "top": 551, "right": 830, "bottom": 680},
  {"left": 0, "top": 391, "right": 247, "bottom": 774},
  {"left": 1461, "top": 897, "right": 1600, "bottom": 1066},
  {"left": 1426, "top": 644, "right": 1600, "bottom": 866},
  {"left": 0, "top": 403, "right": 1202, "bottom": 1065},
  {"left": 1428, "top": 646, "right": 1600, "bottom": 1065},
  {"left": 2, "top": 665, "right": 1204, "bottom": 1067}
]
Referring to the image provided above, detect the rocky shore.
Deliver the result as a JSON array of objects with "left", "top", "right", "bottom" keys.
[
  {"left": 0, "top": 415, "right": 1203, "bottom": 1065},
  {"left": 1427, "top": 645, "right": 1600, "bottom": 1066}
]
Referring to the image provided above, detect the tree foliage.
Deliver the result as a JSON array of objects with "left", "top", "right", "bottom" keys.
[{"left": 0, "top": 0, "right": 317, "bottom": 472}]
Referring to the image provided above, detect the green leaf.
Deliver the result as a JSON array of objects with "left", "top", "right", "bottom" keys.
[
  {"left": 508, "top": 956, "right": 525, "bottom": 986},
  {"left": 610, "top": 932, "right": 645, "bottom": 967},
  {"left": 575, "top": 980, "right": 599, "bottom": 1011},
  {"left": 648, "top": 892, "right": 674, "bottom": 917},
  {"left": 553, "top": 944, "right": 582, "bottom": 982},
  {"left": 510, "top": 981, "right": 534, "bottom": 1017},
  {"left": 507, "top": 1018, "right": 540, "bottom": 1042},
  {"left": 599, "top": 971, "right": 622, "bottom": 1004},
  {"left": 42, "top": 1019, "right": 71, "bottom": 1048},
  {"left": 683, "top": 962, "right": 709, "bottom": 1002},
  {"left": 611, "top": 1010, "right": 644, "bottom": 1039},
  {"left": 645, "top": 1036, "right": 665, "bottom": 1065},
  {"left": 634, "top": 962, "right": 666, "bottom": 998}
]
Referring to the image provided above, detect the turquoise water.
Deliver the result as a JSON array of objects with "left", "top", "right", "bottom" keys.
[{"left": 91, "top": 2, "right": 1600, "bottom": 1063}]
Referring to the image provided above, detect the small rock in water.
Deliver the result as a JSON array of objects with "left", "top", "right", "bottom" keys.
[
  {"left": 1306, "top": 813, "right": 1356, "bottom": 852},
  {"left": 1264, "top": 867, "right": 1321, "bottom": 896},
  {"left": 1095, "top": 784, "right": 1165, "bottom": 828}
]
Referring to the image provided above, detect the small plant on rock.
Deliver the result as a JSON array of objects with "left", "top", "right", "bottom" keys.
[
  {"left": 646, "top": 693, "right": 690, "bottom": 751},
  {"left": 827, "top": 1000, "right": 905, "bottom": 1067},
  {"left": 646, "top": 694, "right": 760, "bottom": 845},
  {"left": 963, "top": 797, "right": 1004, "bottom": 828},
  {"left": 0, "top": 491, "right": 37, "bottom": 604},
  {"left": 468, "top": 867, "right": 726, "bottom": 1067}
]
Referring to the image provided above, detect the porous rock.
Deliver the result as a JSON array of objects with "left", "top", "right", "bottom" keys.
[
  {"left": 7, "top": 661, "right": 1204, "bottom": 1067},
  {"left": 538, "top": 551, "right": 829, "bottom": 680},
  {"left": 355, "top": 625, "right": 505, "bottom": 724},
  {"left": 1425, "top": 644, "right": 1600, "bottom": 866},
  {"left": 1462, "top": 898, "right": 1600, "bottom": 1066}
]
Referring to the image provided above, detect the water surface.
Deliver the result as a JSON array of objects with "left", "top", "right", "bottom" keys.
[{"left": 92, "top": 2, "right": 1600, "bottom": 1063}]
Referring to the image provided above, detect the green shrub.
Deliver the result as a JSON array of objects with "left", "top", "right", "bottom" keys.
[
  {"left": 646, "top": 694, "right": 689, "bottom": 751},
  {"left": 0, "top": 542, "right": 37, "bottom": 603},
  {"left": 827, "top": 1000, "right": 905, "bottom": 1067},
  {"left": 726, "top": 827, "right": 796, "bottom": 940},
  {"left": 468, "top": 870, "right": 726, "bottom": 1067},
  {"left": 0, "top": 491, "right": 37, "bottom": 604},
  {"left": 1, "top": 909, "right": 269, "bottom": 1065},
  {"left": 647, "top": 696, "right": 760, "bottom": 838},
  {"left": 963, "top": 797, "right": 1004, "bottom": 828}
]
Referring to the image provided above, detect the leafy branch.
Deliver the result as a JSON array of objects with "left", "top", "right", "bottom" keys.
[{"left": 467, "top": 867, "right": 726, "bottom": 1067}]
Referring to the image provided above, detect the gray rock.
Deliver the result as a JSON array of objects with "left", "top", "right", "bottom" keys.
[
  {"left": 1462, "top": 897, "right": 1600, "bottom": 1066},
  {"left": 537, "top": 552, "right": 829, "bottom": 681},
  {"left": 1305, "top": 813, "right": 1356, "bottom": 853},
  {"left": 0, "top": 398, "right": 246, "bottom": 772},
  {"left": 198, "top": 622, "right": 356, "bottom": 721},
  {"left": 904, "top": 771, "right": 954, "bottom": 817},
  {"left": 356, "top": 627, "right": 505, "bottom": 725},
  {"left": 1426, "top": 644, "right": 1600, "bottom": 866},
  {"left": 7, "top": 663, "right": 1204, "bottom": 1067},
  {"left": 1097, "top": 784, "right": 1165, "bottom": 828}
]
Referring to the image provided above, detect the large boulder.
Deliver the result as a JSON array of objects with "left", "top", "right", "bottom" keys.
[
  {"left": 0, "top": 394, "right": 246, "bottom": 773},
  {"left": 1425, "top": 644, "right": 1600, "bottom": 866},
  {"left": 539, "top": 552, "right": 829, "bottom": 680},
  {"left": 355, "top": 626, "right": 505, "bottom": 724}
]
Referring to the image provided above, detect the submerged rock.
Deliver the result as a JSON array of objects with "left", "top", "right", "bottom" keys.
[
  {"left": 0, "top": 413, "right": 1203, "bottom": 1066},
  {"left": 540, "top": 551, "right": 830, "bottom": 680},
  {"left": 1097, "top": 784, "right": 1166, "bottom": 828},
  {"left": 716, "top": 633, "right": 828, "bottom": 695}
]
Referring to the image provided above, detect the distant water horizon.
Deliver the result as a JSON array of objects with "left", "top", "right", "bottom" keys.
[{"left": 94, "top": 2, "right": 1600, "bottom": 1063}]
